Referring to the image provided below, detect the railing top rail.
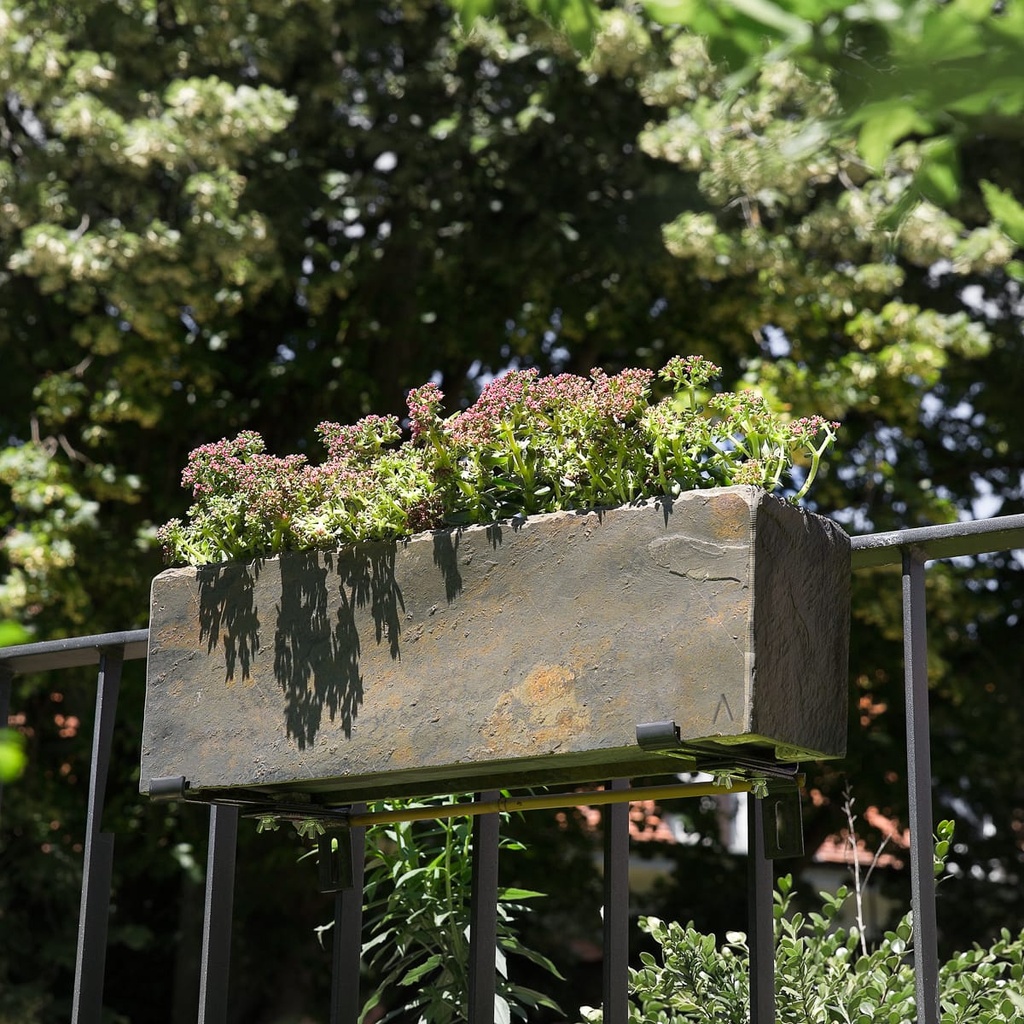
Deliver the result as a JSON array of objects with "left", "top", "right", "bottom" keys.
[
  {"left": 850, "top": 512, "right": 1024, "bottom": 570},
  {"left": 0, "top": 629, "right": 149, "bottom": 675}
]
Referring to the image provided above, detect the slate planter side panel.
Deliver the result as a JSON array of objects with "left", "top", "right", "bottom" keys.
[{"left": 750, "top": 496, "right": 851, "bottom": 759}]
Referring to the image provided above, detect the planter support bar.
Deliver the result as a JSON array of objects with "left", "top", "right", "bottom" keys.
[
  {"left": 150, "top": 775, "right": 804, "bottom": 833},
  {"left": 341, "top": 777, "right": 803, "bottom": 827}
]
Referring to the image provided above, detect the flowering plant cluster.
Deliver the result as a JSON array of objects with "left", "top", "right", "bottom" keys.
[{"left": 158, "top": 356, "right": 838, "bottom": 565}]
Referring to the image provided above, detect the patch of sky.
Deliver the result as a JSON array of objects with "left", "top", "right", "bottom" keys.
[
  {"left": 960, "top": 283, "right": 1003, "bottom": 320},
  {"left": 180, "top": 307, "right": 199, "bottom": 340},
  {"left": 761, "top": 324, "right": 791, "bottom": 358}
]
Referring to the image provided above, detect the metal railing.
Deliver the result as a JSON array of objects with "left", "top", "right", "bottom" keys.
[{"left": 3, "top": 512, "right": 1024, "bottom": 1023}]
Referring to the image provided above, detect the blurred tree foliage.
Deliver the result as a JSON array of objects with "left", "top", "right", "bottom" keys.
[{"left": 2, "top": 1, "right": 1024, "bottom": 1020}]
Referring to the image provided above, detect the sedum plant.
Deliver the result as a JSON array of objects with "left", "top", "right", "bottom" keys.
[{"left": 159, "top": 356, "right": 837, "bottom": 565}]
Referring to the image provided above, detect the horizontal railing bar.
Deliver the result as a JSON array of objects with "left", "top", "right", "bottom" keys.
[
  {"left": 338, "top": 778, "right": 776, "bottom": 827},
  {"left": 0, "top": 630, "right": 149, "bottom": 674},
  {"left": 850, "top": 513, "right": 1024, "bottom": 569}
]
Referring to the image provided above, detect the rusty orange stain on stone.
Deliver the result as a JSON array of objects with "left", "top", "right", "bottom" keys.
[
  {"left": 378, "top": 690, "right": 407, "bottom": 713},
  {"left": 480, "top": 664, "right": 591, "bottom": 755},
  {"left": 523, "top": 664, "right": 574, "bottom": 704},
  {"left": 710, "top": 491, "right": 752, "bottom": 542},
  {"left": 389, "top": 741, "right": 414, "bottom": 766}
]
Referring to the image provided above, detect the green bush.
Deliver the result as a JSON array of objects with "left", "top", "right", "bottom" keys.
[{"left": 580, "top": 872, "right": 1024, "bottom": 1024}]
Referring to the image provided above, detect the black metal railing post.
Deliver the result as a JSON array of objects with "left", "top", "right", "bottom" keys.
[
  {"left": 198, "top": 803, "right": 239, "bottom": 1024},
  {"left": 748, "top": 795, "right": 775, "bottom": 1023},
  {"left": 602, "top": 779, "right": 630, "bottom": 1019},
  {"left": 71, "top": 644, "right": 124, "bottom": 1024},
  {"left": 329, "top": 810, "right": 366, "bottom": 1024},
  {"left": 902, "top": 549, "right": 939, "bottom": 1024},
  {"left": 468, "top": 791, "right": 501, "bottom": 1023}
]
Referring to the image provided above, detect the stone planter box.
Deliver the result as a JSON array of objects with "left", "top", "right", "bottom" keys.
[{"left": 140, "top": 486, "right": 850, "bottom": 803}]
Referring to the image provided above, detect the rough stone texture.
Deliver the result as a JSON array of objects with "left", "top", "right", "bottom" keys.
[{"left": 141, "top": 486, "right": 851, "bottom": 800}]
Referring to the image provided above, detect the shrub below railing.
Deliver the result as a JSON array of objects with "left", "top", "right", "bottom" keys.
[{"left": 581, "top": 823, "right": 1024, "bottom": 1024}]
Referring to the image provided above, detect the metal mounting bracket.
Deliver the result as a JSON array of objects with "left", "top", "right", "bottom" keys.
[
  {"left": 760, "top": 788, "right": 805, "bottom": 860},
  {"left": 318, "top": 830, "right": 356, "bottom": 893}
]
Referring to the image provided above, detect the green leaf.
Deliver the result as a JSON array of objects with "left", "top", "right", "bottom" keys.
[
  {"left": 915, "top": 137, "right": 961, "bottom": 205},
  {"left": 642, "top": 0, "right": 700, "bottom": 24},
  {"left": 855, "top": 100, "right": 931, "bottom": 170},
  {"left": 497, "top": 887, "right": 545, "bottom": 900},
  {"left": 358, "top": 991, "right": 382, "bottom": 1024},
  {"left": 918, "top": 6, "right": 986, "bottom": 64},
  {"left": 399, "top": 953, "right": 443, "bottom": 985},
  {"left": 524, "top": 0, "right": 603, "bottom": 52},
  {"left": 643, "top": 0, "right": 734, "bottom": 40},
  {"left": 500, "top": 935, "right": 567, "bottom": 977},
  {"left": 981, "top": 180, "right": 1024, "bottom": 247},
  {"left": 448, "top": 0, "right": 499, "bottom": 27},
  {"left": 727, "top": 0, "right": 812, "bottom": 43},
  {"left": 877, "top": 187, "right": 920, "bottom": 233},
  {"left": 1005, "top": 260, "right": 1024, "bottom": 282},
  {"left": 504, "top": 983, "right": 563, "bottom": 1012},
  {"left": 947, "top": 77, "right": 1024, "bottom": 118}
]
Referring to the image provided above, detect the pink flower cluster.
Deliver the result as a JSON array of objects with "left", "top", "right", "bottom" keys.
[
  {"left": 709, "top": 388, "right": 773, "bottom": 424},
  {"left": 405, "top": 382, "right": 445, "bottom": 443},
  {"left": 179, "top": 430, "right": 312, "bottom": 533},
  {"left": 419, "top": 365, "right": 656, "bottom": 450},
  {"left": 788, "top": 416, "right": 840, "bottom": 445},
  {"left": 316, "top": 415, "right": 402, "bottom": 461},
  {"left": 442, "top": 368, "right": 541, "bottom": 446},
  {"left": 181, "top": 431, "right": 269, "bottom": 497},
  {"left": 585, "top": 366, "right": 654, "bottom": 422},
  {"left": 660, "top": 354, "right": 722, "bottom": 388}
]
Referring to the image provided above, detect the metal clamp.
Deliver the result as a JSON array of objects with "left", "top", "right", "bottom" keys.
[
  {"left": 635, "top": 720, "right": 682, "bottom": 750},
  {"left": 148, "top": 776, "right": 190, "bottom": 801}
]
